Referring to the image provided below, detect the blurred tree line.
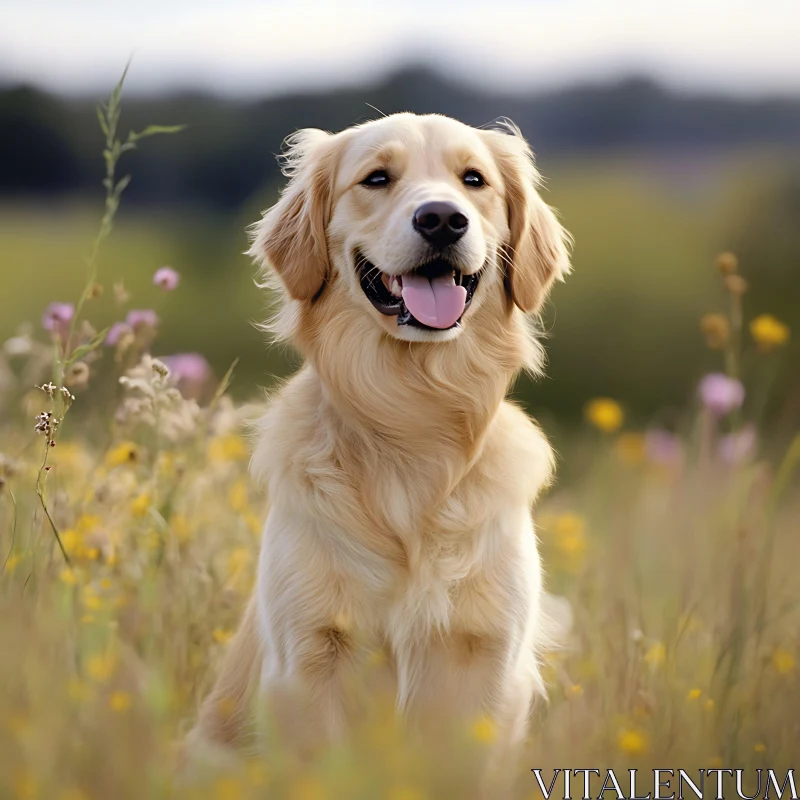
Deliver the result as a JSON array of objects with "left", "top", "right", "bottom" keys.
[{"left": 3, "top": 66, "right": 800, "bottom": 210}]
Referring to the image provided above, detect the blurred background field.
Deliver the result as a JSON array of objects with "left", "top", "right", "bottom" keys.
[
  {"left": 1, "top": 2, "right": 799, "bottom": 797},
  {"left": 2, "top": 67, "right": 800, "bottom": 432}
]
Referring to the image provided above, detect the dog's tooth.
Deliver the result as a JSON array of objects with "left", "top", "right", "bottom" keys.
[{"left": 390, "top": 278, "right": 402, "bottom": 297}]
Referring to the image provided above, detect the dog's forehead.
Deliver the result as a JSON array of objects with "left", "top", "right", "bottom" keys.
[{"left": 340, "top": 113, "right": 490, "bottom": 172}]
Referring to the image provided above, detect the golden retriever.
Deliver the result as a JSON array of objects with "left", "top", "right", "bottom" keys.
[{"left": 187, "top": 112, "right": 571, "bottom": 794}]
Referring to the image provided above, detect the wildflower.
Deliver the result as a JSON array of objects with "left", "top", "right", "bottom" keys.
[
  {"left": 470, "top": 715, "right": 497, "bottom": 744},
  {"left": 387, "top": 787, "right": 427, "bottom": 800},
  {"left": 615, "top": 432, "right": 645, "bottom": 465},
  {"left": 59, "top": 568, "right": 78, "bottom": 586},
  {"left": 567, "top": 683, "right": 584, "bottom": 698},
  {"left": 687, "top": 688, "right": 702, "bottom": 700},
  {"left": 214, "top": 778, "right": 244, "bottom": 800},
  {"left": 208, "top": 433, "right": 248, "bottom": 463},
  {"left": 644, "top": 642, "right": 666, "bottom": 667},
  {"left": 697, "top": 373, "right": 745, "bottom": 416},
  {"left": 213, "top": 628, "right": 234, "bottom": 645},
  {"left": 65, "top": 361, "right": 90, "bottom": 390},
  {"left": 42, "top": 301, "right": 74, "bottom": 337},
  {"left": 227, "top": 547, "right": 250, "bottom": 578},
  {"left": 771, "top": 647, "right": 796, "bottom": 675},
  {"left": 724, "top": 274, "right": 748, "bottom": 296},
  {"left": 584, "top": 398, "right": 624, "bottom": 432},
  {"left": 113, "top": 281, "right": 130, "bottom": 305},
  {"left": 4, "top": 553, "right": 21, "bottom": 574},
  {"left": 718, "top": 424, "right": 757, "bottom": 464},
  {"left": 105, "top": 441, "right": 138, "bottom": 468},
  {"left": 618, "top": 728, "right": 648, "bottom": 755},
  {"left": 700, "top": 313, "right": 730, "bottom": 349},
  {"left": 161, "top": 352, "right": 212, "bottom": 399},
  {"left": 34, "top": 410, "right": 59, "bottom": 437},
  {"left": 130, "top": 492, "right": 151, "bottom": 518},
  {"left": 109, "top": 691, "right": 132, "bottom": 712},
  {"left": 153, "top": 266, "right": 180, "bottom": 290},
  {"left": 715, "top": 252, "right": 738, "bottom": 275},
  {"left": 13, "top": 769, "right": 37, "bottom": 799},
  {"left": 644, "top": 428, "right": 683, "bottom": 467},
  {"left": 86, "top": 652, "right": 117, "bottom": 682},
  {"left": 105, "top": 322, "right": 130, "bottom": 347},
  {"left": 229, "top": 480, "right": 248, "bottom": 512},
  {"left": 553, "top": 513, "right": 588, "bottom": 569},
  {"left": 750, "top": 314, "right": 789, "bottom": 352},
  {"left": 126, "top": 309, "right": 159, "bottom": 330},
  {"left": 754, "top": 743, "right": 766, "bottom": 753},
  {"left": 289, "top": 777, "right": 327, "bottom": 800},
  {"left": 60, "top": 789, "right": 89, "bottom": 800}
]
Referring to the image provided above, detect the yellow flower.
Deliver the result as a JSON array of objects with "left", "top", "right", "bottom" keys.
[
  {"left": 76, "top": 514, "right": 101, "bottom": 534},
  {"left": 13, "top": 769, "right": 37, "bottom": 799},
  {"left": 567, "top": 683, "right": 584, "bottom": 698},
  {"left": 228, "top": 480, "right": 248, "bottom": 513},
  {"left": 4, "top": 552, "right": 22, "bottom": 573},
  {"left": 208, "top": 434, "right": 248, "bottom": 464},
  {"left": 687, "top": 688, "right": 702, "bottom": 700},
  {"left": 470, "top": 715, "right": 497, "bottom": 744},
  {"left": 289, "top": 777, "right": 327, "bottom": 800},
  {"left": 86, "top": 652, "right": 117, "bottom": 682},
  {"left": 771, "top": 647, "right": 795, "bottom": 675},
  {"left": 213, "top": 628, "right": 234, "bottom": 645},
  {"left": 754, "top": 743, "right": 766, "bottom": 753},
  {"left": 171, "top": 513, "right": 192, "bottom": 543},
  {"left": 750, "top": 314, "right": 789, "bottom": 352},
  {"left": 109, "top": 691, "right": 132, "bottom": 712},
  {"left": 615, "top": 432, "right": 645, "bottom": 465},
  {"left": 245, "top": 512, "right": 262, "bottom": 536},
  {"left": 387, "top": 787, "right": 427, "bottom": 800},
  {"left": 552, "top": 513, "right": 587, "bottom": 570},
  {"left": 214, "top": 777, "right": 243, "bottom": 800},
  {"left": 130, "top": 492, "right": 151, "bottom": 518},
  {"left": 60, "top": 789, "right": 89, "bottom": 800},
  {"left": 60, "top": 568, "right": 78, "bottom": 586},
  {"left": 618, "top": 728, "right": 648, "bottom": 755},
  {"left": 644, "top": 642, "right": 666, "bottom": 667},
  {"left": 105, "top": 441, "right": 138, "bottom": 468},
  {"left": 584, "top": 398, "right": 624, "bottom": 433}
]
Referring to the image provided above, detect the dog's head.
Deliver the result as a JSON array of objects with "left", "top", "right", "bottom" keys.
[{"left": 250, "top": 113, "right": 570, "bottom": 348}]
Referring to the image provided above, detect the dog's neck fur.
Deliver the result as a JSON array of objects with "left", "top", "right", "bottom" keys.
[{"left": 299, "top": 296, "right": 538, "bottom": 514}]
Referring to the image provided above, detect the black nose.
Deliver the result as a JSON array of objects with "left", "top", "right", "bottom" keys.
[{"left": 412, "top": 201, "right": 469, "bottom": 249}]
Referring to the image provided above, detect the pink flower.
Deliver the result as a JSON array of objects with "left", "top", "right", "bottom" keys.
[
  {"left": 42, "top": 302, "right": 74, "bottom": 336},
  {"left": 698, "top": 373, "right": 745, "bottom": 416},
  {"left": 718, "top": 424, "right": 757, "bottom": 464},
  {"left": 125, "top": 309, "right": 159, "bottom": 330},
  {"left": 160, "top": 352, "right": 212, "bottom": 399},
  {"left": 105, "top": 322, "right": 129, "bottom": 346},
  {"left": 644, "top": 429, "right": 683, "bottom": 466},
  {"left": 153, "top": 266, "right": 180, "bottom": 291}
]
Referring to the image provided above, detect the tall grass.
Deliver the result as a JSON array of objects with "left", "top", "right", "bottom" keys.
[{"left": 0, "top": 72, "right": 798, "bottom": 800}]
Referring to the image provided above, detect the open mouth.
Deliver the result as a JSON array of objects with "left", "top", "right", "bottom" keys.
[{"left": 357, "top": 254, "right": 481, "bottom": 331}]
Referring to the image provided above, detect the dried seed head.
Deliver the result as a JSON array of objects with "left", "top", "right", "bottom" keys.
[
  {"left": 88, "top": 282, "right": 104, "bottom": 299},
  {"left": 65, "top": 361, "right": 90, "bottom": 390},
  {"left": 700, "top": 313, "right": 730, "bottom": 349},
  {"left": 724, "top": 274, "right": 748, "bottom": 295},
  {"left": 716, "top": 252, "right": 738, "bottom": 275}
]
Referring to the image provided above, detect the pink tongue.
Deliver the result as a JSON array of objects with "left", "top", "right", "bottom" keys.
[{"left": 401, "top": 273, "right": 467, "bottom": 329}]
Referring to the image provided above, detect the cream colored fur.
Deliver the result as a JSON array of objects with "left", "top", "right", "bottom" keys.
[{"left": 186, "top": 113, "right": 571, "bottom": 795}]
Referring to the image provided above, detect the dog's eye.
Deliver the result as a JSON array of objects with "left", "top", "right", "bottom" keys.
[
  {"left": 463, "top": 169, "right": 485, "bottom": 188},
  {"left": 361, "top": 170, "right": 390, "bottom": 188}
]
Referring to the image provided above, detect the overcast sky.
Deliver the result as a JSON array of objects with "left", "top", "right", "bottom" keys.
[{"left": 2, "top": 0, "right": 799, "bottom": 97}]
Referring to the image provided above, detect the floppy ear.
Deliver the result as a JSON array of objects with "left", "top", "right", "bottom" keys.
[
  {"left": 249, "top": 129, "right": 338, "bottom": 301},
  {"left": 483, "top": 125, "right": 571, "bottom": 313}
]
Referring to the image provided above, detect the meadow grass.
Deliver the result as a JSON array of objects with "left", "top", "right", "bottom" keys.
[{"left": 0, "top": 77, "right": 798, "bottom": 800}]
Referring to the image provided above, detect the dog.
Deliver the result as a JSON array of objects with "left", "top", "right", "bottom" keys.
[{"left": 187, "top": 112, "right": 571, "bottom": 793}]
